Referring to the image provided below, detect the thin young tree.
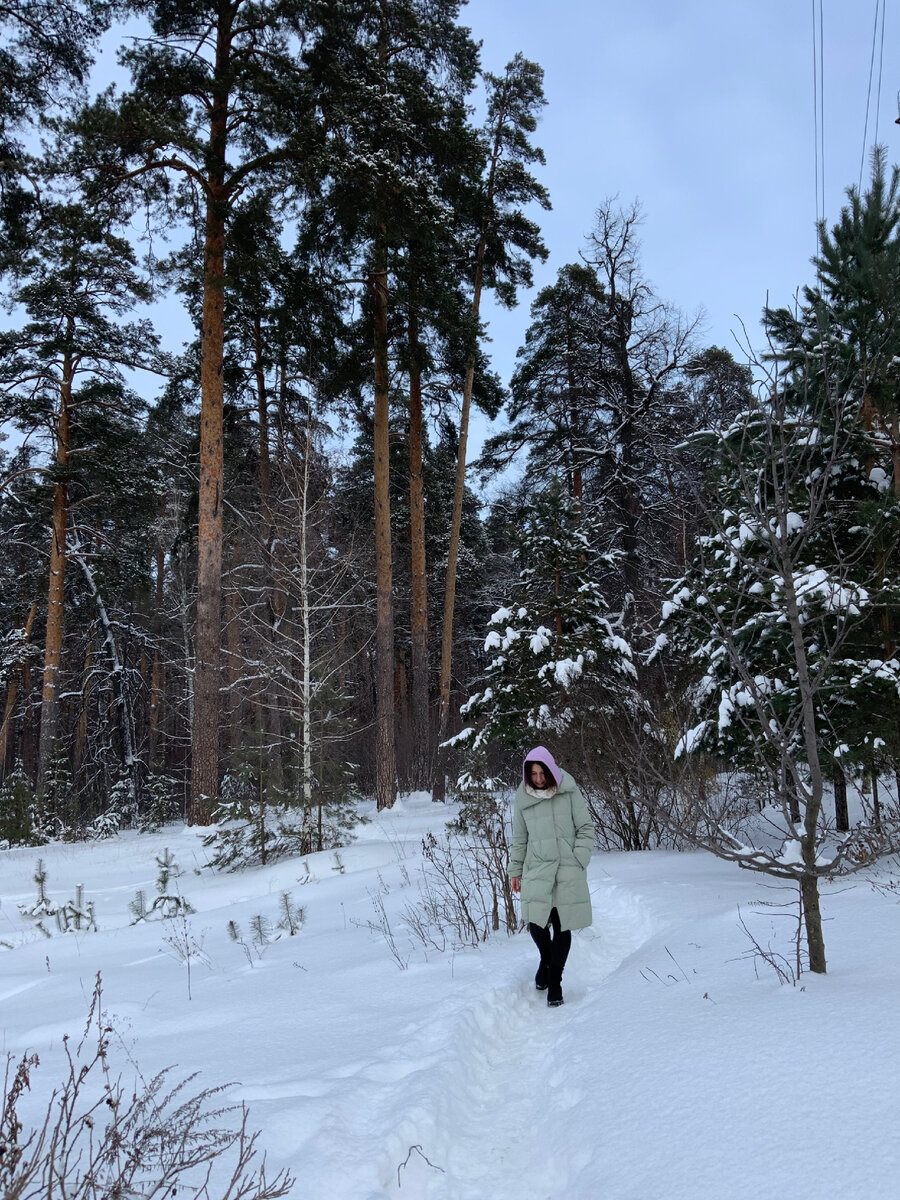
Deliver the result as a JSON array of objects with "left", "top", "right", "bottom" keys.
[{"left": 663, "top": 353, "right": 900, "bottom": 974}]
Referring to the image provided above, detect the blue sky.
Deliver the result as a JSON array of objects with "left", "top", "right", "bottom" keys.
[{"left": 468, "top": 0, "right": 898, "bottom": 398}]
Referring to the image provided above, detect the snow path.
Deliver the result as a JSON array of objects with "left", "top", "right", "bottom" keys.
[{"left": 292, "top": 880, "right": 659, "bottom": 1199}]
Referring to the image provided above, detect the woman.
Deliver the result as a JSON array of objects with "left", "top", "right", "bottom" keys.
[{"left": 508, "top": 746, "right": 594, "bottom": 1007}]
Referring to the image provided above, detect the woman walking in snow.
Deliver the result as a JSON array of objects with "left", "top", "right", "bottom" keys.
[{"left": 508, "top": 746, "right": 594, "bottom": 1007}]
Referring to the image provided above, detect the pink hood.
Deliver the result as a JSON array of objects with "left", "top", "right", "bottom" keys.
[{"left": 523, "top": 746, "right": 562, "bottom": 788}]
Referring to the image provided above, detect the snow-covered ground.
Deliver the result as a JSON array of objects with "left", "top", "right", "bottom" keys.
[{"left": 2, "top": 794, "right": 898, "bottom": 1199}]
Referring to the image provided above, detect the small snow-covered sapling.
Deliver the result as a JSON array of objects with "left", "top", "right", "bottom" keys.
[
  {"left": 56, "top": 884, "right": 98, "bottom": 933},
  {"left": 128, "top": 890, "right": 149, "bottom": 924},
  {"left": 226, "top": 919, "right": 254, "bottom": 967},
  {"left": 18, "top": 859, "right": 59, "bottom": 919},
  {"left": 276, "top": 892, "right": 304, "bottom": 936},
  {"left": 249, "top": 914, "right": 273, "bottom": 950}
]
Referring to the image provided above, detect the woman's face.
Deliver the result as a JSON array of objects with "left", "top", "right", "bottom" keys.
[{"left": 529, "top": 762, "right": 549, "bottom": 789}]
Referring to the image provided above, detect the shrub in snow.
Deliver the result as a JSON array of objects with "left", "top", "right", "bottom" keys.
[
  {"left": 106, "top": 776, "right": 137, "bottom": 831},
  {"left": 18, "top": 863, "right": 97, "bottom": 933},
  {"left": 129, "top": 849, "right": 193, "bottom": 923},
  {"left": 55, "top": 884, "right": 97, "bottom": 933},
  {"left": 0, "top": 976, "right": 293, "bottom": 1199},
  {"left": 0, "top": 767, "right": 37, "bottom": 847},
  {"left": 138, "top": 772, "right": 182, "bottom": 831},
  {"left": 86, "top": 810, "right": 120, "bottom": 840},
  {"left": 0, "top": 769, "right": 64, "bottom": 848},
  {"left": 146, "top": 848, "right": 194, "bottom": 923},
  {"left": 249, "top": 914, "right": 273, "bottom": 949},
  {"left": 203, "top": 769, "right": 356, "bottom": 871},
  {"left": 387, "top": 794, "right": 521, "bottom": 958}
]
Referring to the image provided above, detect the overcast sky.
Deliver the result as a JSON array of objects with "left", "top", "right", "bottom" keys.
[{"left": 467, "top": 0, "right": 899, "bottom": 399}]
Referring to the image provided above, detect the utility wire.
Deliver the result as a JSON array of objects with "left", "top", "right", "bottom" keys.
[
  {"left": 860, "top": 0, "right": 887, "bottom": 192},
  {"left": 812, "top": 0, "right": 825, "bottom": 261},
  {"left": 813, "top": 0, "right": 821, "bottom": 242},
  {"left": 819, "top": 0, "right": 825, "bottom": 239},
  {"left": 860, "top": 0, "right": 880, "bottom": 190},
  {"left": 875, "top": 0, "right": 886, "bottom": 147}
]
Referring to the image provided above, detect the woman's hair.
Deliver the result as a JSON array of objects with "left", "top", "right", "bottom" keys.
[{"left": 525, "top": 760, "right": 551, "bottom": 786}]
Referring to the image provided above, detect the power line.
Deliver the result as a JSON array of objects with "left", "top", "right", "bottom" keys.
[
  {"left": 860, "top": 0, "right": 880, "bottom": 190},
  {"left": 812, "top": 0, "right": 825, "bottom": 260},
  {"left": 813, "top": 0, "right": 820, "bottom": 239},
  {"left": 860, "top": 0, "right": 888, "bottom": 192},
  {"left": 874, "top": 0, "right": 886, "bottom": 146},
  {"left": 819, "top": 0, "right": 825, "bottom": 236}
]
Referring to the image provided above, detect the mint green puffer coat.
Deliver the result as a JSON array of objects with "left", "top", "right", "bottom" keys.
[{"left": 508, "top": 768, "right": 594, "bottom": 932}]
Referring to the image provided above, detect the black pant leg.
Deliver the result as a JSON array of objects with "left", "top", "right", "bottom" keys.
[
  {"left": 529, "top": 920, "right": 552, "bottom": 964},
  {"left": 547, "top": 907, "right": 572, "bottom": 979}
]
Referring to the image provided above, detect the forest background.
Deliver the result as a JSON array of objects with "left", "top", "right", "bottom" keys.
[{"left": 3, "top": 0, "right": 900, "bottom": 978}]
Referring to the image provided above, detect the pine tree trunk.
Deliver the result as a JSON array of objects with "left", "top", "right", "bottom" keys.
[
  {"left": 190, "top": 35, "right": 230, "bottom": 824},
  {"left": 37, "top": 339, "right": 73, "bottom": 800},
  {"left": 407, "top": 302, "right": 430, "bottom": 790},
  {"left": 0, "top": 596, "right": 38, "bottom": 776},
  {"left": 371, "top": 226, "right": 396, "bottom": 810}
]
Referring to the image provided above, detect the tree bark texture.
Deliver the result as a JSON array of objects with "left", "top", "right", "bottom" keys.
[
  {"left": 434, "top": 257, "right": 485, "bottom": 800},
  {"left": 372, "top": 232, "right": 396, "bottom": 810},
  {"left": 37, "top": 342, "right": 73, "bottom": 799},
  {"left": 189, "top": 18, "right": 230, "bottom": 825},
  {"left": 407, "top": 302, "right": 430, "bottom": 789}
]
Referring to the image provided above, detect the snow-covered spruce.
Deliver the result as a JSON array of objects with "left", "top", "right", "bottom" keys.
[{"left": 454, "top": 489, "right": 636, "bottom": 760}]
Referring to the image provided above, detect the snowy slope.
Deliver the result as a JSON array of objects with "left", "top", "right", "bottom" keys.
[{"left": 1, "top": 795, "right": 898, "bottom": 1199}]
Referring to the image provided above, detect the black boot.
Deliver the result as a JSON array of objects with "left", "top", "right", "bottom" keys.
[
  {"left": 534, "top": 961, "right": 550, "bottom": 991},
  {"left": 546, "top": 910, "right": 571, "bottom": 1008}
]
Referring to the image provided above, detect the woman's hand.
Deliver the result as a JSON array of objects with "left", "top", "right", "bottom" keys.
[{"left": 510, "top": 876, "right": 521, "bottom": 893}]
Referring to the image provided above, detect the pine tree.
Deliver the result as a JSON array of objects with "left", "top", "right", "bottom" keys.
[
  {"left": 306, "top": 0, "right": 481, "bottom": 809},
  {"left": 0, "top": 0, "right": 108, "bottom": 267},
  {"left": 455, "top": 487, "right": 635, "bottom": 766},
  {"left": 0, "top": 190, "right": 159, "bottom": 800},
  {"left": 436, "top": 54, "right": 550, "bottom": 795},
  {"left": 480, "top": 262, "right": 609, "bottom": 502},
  {"left": 75, "top": 0, "right": 318, "bottom": 823}
]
